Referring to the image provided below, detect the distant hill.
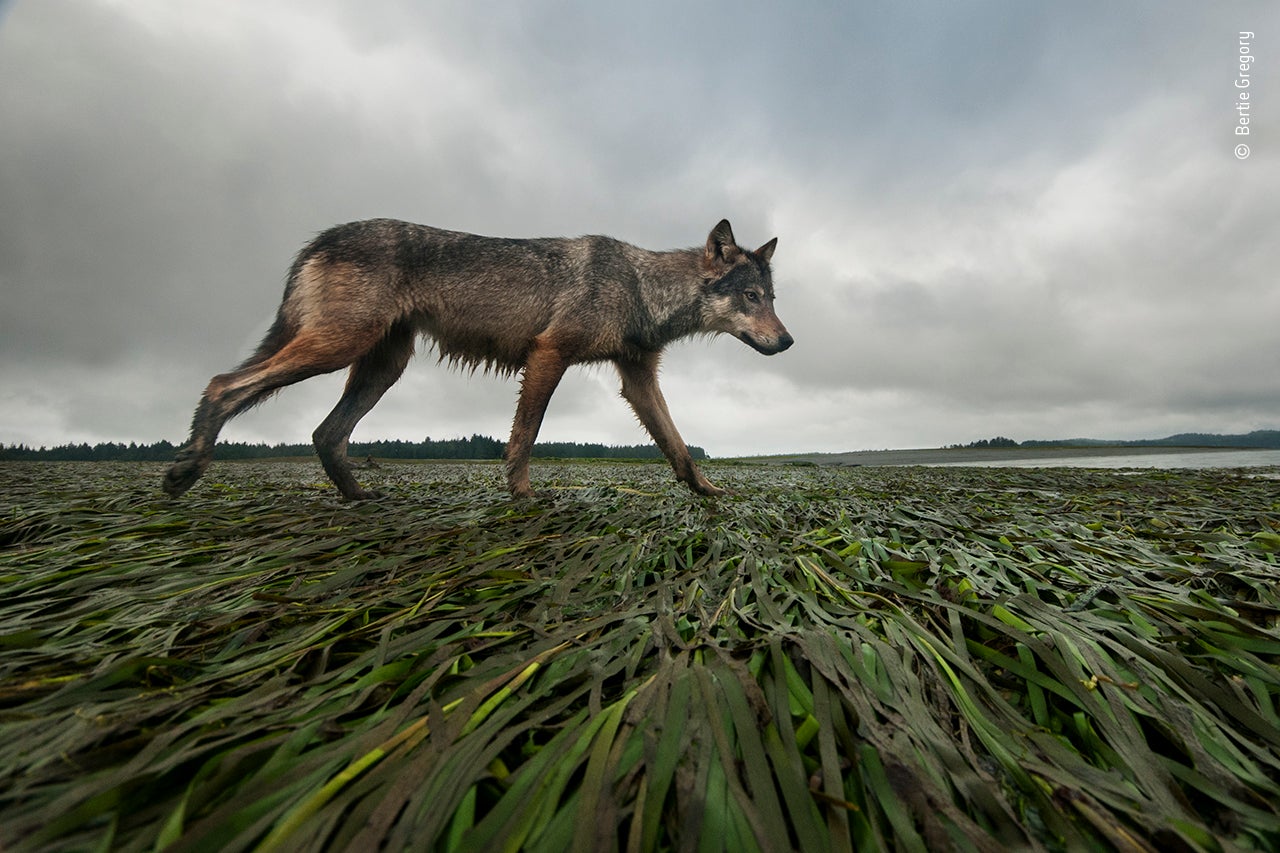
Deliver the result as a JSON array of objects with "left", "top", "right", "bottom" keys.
[
  {"left": 1017, "top": 430, "right": 1280, "bottom": 449},
  {"left": 761, "top": 430, "right": 1280, "bottom": 469}
]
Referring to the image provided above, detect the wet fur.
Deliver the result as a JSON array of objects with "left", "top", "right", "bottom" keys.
[{"left": 164, "top": 218, "right": 792, "bottom": 499}]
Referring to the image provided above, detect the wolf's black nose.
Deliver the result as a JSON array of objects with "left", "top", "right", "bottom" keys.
[{"left": 777, "top": 333, "right": 794, "bottom": 352}]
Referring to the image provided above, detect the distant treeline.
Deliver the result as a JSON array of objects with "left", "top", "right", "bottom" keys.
[
  {"left": 0, "top": 434, "right": 705, "bottom": 462},
  {"left": 953, "top": 430, "right": 1280, "bottom": 450}
]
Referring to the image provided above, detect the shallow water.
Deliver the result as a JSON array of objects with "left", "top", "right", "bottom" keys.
[{"left": 930, "top": 448, "right": 1280, "bottom": 469}]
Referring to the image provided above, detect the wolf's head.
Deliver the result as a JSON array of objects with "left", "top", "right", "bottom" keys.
[{"left": 700, "top": 220, "right": 793, "bottom": 355}]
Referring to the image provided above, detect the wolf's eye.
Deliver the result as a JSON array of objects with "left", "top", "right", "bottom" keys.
[{"left": 744, "top": 291, "right": 760, "bottom": 303}]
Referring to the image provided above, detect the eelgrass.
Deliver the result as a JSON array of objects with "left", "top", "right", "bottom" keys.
[{"left": 1, "top": 460, "right": 1278, "bottom": 851}]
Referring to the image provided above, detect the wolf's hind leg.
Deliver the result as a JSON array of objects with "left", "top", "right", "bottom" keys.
[
  {"left": 313, "top": 322, "right": 415, "bottom": 500},
  {"left": 163, "top": 393, "right": 228, "bottom": 497},
  {"left": 163, "top": 366, "right": 297, "bottom": 498},
  {"left": 164, "top": 326, "right": 380, "bottom": 497}
]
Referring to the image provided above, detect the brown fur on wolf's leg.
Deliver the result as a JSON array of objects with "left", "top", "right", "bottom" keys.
[
  {"left": 616, "top": 353, "right": 728, "bottom": 497},
  {"left": 164, "top": 322, "right": 385, "bottom": 498},
  {"left": 505, "top": 337, "right": 569, "bottom": 498}
]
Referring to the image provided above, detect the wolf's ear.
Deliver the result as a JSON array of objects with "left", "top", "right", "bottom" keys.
[
  {"left": 706, "top": 219, "right": 739, "bottom": 265},
  {"left": 756, "top": 237, "right": 777, "bottom": 263}
]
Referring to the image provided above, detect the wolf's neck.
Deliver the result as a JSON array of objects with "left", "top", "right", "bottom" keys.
[{"left": 629, "top": 247, "right": 707, "bottom": 342}]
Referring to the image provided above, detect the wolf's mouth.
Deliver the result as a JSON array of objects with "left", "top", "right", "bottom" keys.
[{"left": 738, "top": 331, "right": 794, "bottom": 355}]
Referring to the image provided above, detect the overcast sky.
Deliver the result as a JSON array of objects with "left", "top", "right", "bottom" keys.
[{"left": 1, "top": 1, "right": 1276, "bottom": 456}]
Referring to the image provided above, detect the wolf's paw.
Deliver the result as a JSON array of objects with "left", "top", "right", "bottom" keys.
[
  {"left": 689, "top": 480, "right": 731, "bottom": 498},
  {"left": 342, "top": 488, "right": 385, "bottom": 501},
  {"left": 162, "top": 460, "right": 202, "bottom": 497},
  {"left": 508, "top": 485, "right": 555, "bottom": 501}
]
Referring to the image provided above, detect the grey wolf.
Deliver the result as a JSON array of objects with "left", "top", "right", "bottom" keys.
[{"left": 163, "top": 218, "right": 792, "bottom": 499}]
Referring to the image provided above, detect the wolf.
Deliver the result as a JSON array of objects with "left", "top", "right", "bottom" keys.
[{"left": 162, "top": 218, "right": 792, "bottom": 500}]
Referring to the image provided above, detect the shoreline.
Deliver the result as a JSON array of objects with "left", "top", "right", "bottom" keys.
[{"left": 749, "top": 445, "right": 1279, "bottom": 468}]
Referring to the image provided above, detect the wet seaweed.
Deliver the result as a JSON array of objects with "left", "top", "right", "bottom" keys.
[{"left": 1, "top": 460, "right": 1278, "bottom": 851}]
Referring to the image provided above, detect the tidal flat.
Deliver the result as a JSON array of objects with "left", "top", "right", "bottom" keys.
[{"left": 2, "top": 460, "right": 1278, "bottom": 851}]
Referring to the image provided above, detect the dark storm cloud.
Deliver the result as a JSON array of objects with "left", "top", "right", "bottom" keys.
[{"left": 1, "top": 0, "right": 1276, "bottom": 454}]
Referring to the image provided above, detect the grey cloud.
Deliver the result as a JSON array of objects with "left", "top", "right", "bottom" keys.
[{"left": 1, "top": 0, "right": 1276, "bottom": 454}]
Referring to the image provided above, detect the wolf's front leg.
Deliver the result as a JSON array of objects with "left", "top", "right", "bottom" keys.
[
  {"left": 616, "top": 355, "right": 728, "bottom": 497},
  {"left": 505, "top": 338, "right": 570, "bottom": 498}
]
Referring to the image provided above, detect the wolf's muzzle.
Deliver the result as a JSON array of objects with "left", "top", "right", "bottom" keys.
[{"left": 740, "top": 331, "right": 794, "bottom": 355}]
